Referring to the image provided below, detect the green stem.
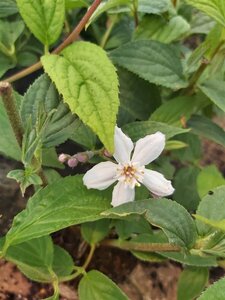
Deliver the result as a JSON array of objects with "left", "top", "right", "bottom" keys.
[
  {"left": 100, "top": 16, "right": 117, "bottom": 49},
  {"left": 132, "top": 0, "right": 139, "bottom": 27},
  {"left": 101, "top": 239, "right": 181, "bottom": 252},
  {"left": 83, "top": 244, "right": 96, "bottom": 269},
  {"left": 4, "top": 0, "right": 103, "bottom": 83}
]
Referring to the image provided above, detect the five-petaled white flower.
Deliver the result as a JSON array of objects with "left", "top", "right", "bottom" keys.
[{"left": 83, "top": 127, "right": 175, "bottom": 207}]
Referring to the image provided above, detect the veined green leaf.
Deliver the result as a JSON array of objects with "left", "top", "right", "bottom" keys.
[
  {"left": 42, "top": 42, "right": 119, "bottom": 152},
  {"left": 3, "top": 176, "right": 111, "bottom": 249},
  {"left": 123, "top": 120, "right": 189, "bottom": 142},
  {"left": 110, "top": 40, "right": 187, "bottom": 89},
  {"left": 186, "top": 0, "right": 225, "bottom": 27},
  {"left": 102, "top": 199, "right": 197, "bottom": 248},
  {"left": 65, "top": 0, "right": 88, "bottom": 9},
  {"left": 16, "top": 0, "right": 65, "bottom": 46},
  {"left": 0, "top": 0, "right": 18, "bottom": 17},
  {"left": 135, "top": 15, "right": 190, "bottom": 44},
  {"left": 195, "top": 186, "right": 225, "bottom": 236},
  {"left": 78, "top": 270, "right": 129, "bottom": 300},
  {"left": 188, "top": 115, "right": 225, "bottom": 147},
  {"left": 177, "top": 267, "right": 209, "bottom": 300},
  {"left": 138, "top": 0, "right": 170, "bottom": 14},
  {"left": 197, "top": 276, "right": 225, "bottom": 299}
]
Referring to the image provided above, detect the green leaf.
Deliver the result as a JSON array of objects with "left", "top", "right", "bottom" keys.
[
  {"left": 65, "top": 0, "right": 88, "bottom": 9},
  {"left": 3, "top": 175, "right": 111, "bottom": 249},
  {"left": 138, "top": 0, "right": 170, "bottom": 14},
  {"left": 102, "top": 199, "right": 197, "bottom": 248},
  {"left": 173, "top": 166, "right": 201, "bottom": 211},
  {"left": 190, "top": 11, "right": 215, "bottom": 34},
  {"left": 0, "top": 0, "right": 18, "bottom": 17},
  {"left": 197, "top": 276, "right": 225, "bottom": 300},
  {"left": 195, "top": 186, "right": 225, "bottom": 236},
  {"left": 42, "top": 148, "right": 64, "bottom": 169},
  {"left": 110, "top": 40, "right": 187, "bottom": 89},
  {"left": 0, "top": 53, "right": 16, "bottom": 79},
  {"left": 5, "top": 236, "right": 54, "bottom": 283},
  {"left": 71, "top": 119, "right": 97, "bottom": 149},
  {"left": 0, "top": 19, "right": 24, "bottom": 49},
  {"left": 16, "top": 0, "right": 65, "bottom": 46},
  {"left": 188, "top": 115, "right": 225, "bottom": 147},
  {"left": 42, "top": 42, "right": 119, "bottom": 153},
  {"left": 186, "top": 0, "right": 225, "bottom": 27},
  {"left": 165, "top": 140, "right": 188, "bottom": 150},
  {"left": 0, "top": 93, "right": 21, "bottom": 160},
  {"left": 199, "top": 79, "right": 225, "bottom": 112},
  {"left": 177, "top": 267, "right": 209, "bottom": 300},
  {"left": 159, "top": 251, "right": 217, "bottom": 267},
  {"left": 78, "top": 270, "right": 129, "bottom": 300},
  {"left": 52, "top": 245, "right": 74, "bottom": 278},
  {"left": 123, "top": 120, "right": 189, "bottom": 142},
  {"left": 197, "top": 165, "right": 225, "bottom": 198},
  {"left": 81, "top": 219, "right": 111, "bottom": 245},
  {"left": 117, "top": 67, "right": 161, "bottom": 125},
  {"left": 135, "top": 15, "right": 190, "bottom": 44},
  {"left": 150, "top": 95, "right": 209, "bottom": 127}
]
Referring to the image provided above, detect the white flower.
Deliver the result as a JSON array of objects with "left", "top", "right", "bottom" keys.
[{"left": 83, "top": 126, "right": 175, "bottom": 207}]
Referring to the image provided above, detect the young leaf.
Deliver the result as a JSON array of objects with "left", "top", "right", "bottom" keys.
[
  {"left": 197, "top": 276, "right": 225, "bottom": 300},
  {"left": 42, "top": 42, "right": 119, "bottom": 153},
  {"left": 78, "top": 270, "right": 129, "bottom": 300},
  {"left": 138, "top": 0, "right": 170, "bottom": 14},
  {"left": 195, "top": 186, "right": 225, "bottom": 236},
  {"left": 102, "top": 199, "right": 197, "bottom": 248},
  {"left": 123, "top": 120, "right": 189, "bottom": 142},
  {"left": 4, "top": 176, "right": 111, "bottom": 248},
  {"left": 188, "top": 115, "right": 225, "bottom": 147},
  {"left": 81, "top": 219, "right": 111, "bottom": 245},
  {"left": 135, "top": 15, "right": 190, "bottom": 44},
  {"left": 177, "top": 267, "right": 209, "bottom": 300},
  {"left": 186, "top": 0, "right": 225, "bottom": 27},
  {"left": 197, "top": 165, "right": 225, "bottom": 198},
  {"left": 16, "top": 0, "right": 65, "bottom": 46},
  {"left": 52, "top": 245, "right": 74, "bottom": 278},
  {"left": 110, "top": 40, "right": 187, "bottom": 89},
  {"left": 199, "top": 79, "right": 225, "bottom": 113}
]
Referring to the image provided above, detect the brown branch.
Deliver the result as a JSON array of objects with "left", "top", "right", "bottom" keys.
[{"left": 4, "top": 0, "right": 102, "bottom": 83}]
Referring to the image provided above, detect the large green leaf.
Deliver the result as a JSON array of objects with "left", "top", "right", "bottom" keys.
[
  {"left": 188, "top": 115, "right": 225, "bottom": 147},
  {"left": 0, "top": 19, "right": 24, "bottom": 49},
  {"left": 0, "top": 53, "right": 16, "bottom": 78},
  {"left": 117, "top": 67, "right": 161, "bottom": 125},
  {"left": 42, "top": 42, "right": 119, "bottom": 153},
  {"left": 16, "top": 0, "right": 65, "bottom": 46},
  {"left": 81, "top": 219, "right": 111, "bottom": 245},
  {"left": 135, "top": 15, "right": 190, "bottom": 44},
  {"left": 3, "top": 176, "right": 111, "bottom": 249},
  {"left": 173, "top": 166, "right": 201, "bottom": 211},
  {"left": 199, "top": 79, "right": 225, "bottom": 112},
  {"left": 197, "top": 165, "right": 225, "bottom": 198},
  {"left": 195, "top": 186, "right": 225, "bottom": 236},
  {"left": 110, "top": 40, "right": 187, "bottom": 89},
  {"left": 123, "top": 120, "right": 189, "bottom": 142},
  {"left": 102, "top": 199, "right": 197, "bottom": 248},
  {"left": 0, "top": 0, "right": 18, "bottom": 17},
  {"left": 177, "top": 267, "right": 209, "bottom": 300},
  {"left": 78, "top": 270, "right": 129, "bottom": 300},
  {"left": 186, "top": 0, "right": 225, "bottom": 27},
  {"left": 71, "top": 119, "right": 97, "bottom": 149},
  {"left": 138, "top": 0, "right": 170, "bottom": 14},
  {"left": 197, "top": 276, "right": 225, "bottom": 300}
]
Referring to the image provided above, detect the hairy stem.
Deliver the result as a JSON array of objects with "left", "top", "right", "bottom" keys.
[
  {"left": 4, "top": 0, "right": 103, "bottom": 83},
  {"left": 102, "top": 239, "right": 181, "bottom": 252}
]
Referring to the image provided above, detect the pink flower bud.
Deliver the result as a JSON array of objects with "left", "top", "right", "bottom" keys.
[
  {"left": 67, "top": 157, "right": 78, "bottom": 168},
  {"left": 103, "top": 149, "right": 112, "bottom": 157},
  {"left": 58, "top": 153, "right": 68, "bottom": 163},
  {"left": 76, "top": 152, "right": 88, "bottom": 163}
]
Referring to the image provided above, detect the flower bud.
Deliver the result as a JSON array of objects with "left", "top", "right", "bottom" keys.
[
  {"left": 103, "top": 149, "right": 112, "bottom": 157},
  {"left": 76, "top": 152, "right": 89, "bottom": 163},
  {"left": 67, "top": 157, "right": 78, "bottom": 168},
  {"left": 58, "top": 153, "right": 68, "bottom": 163}
]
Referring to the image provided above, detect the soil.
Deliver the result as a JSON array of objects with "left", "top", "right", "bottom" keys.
[{"left": 1, "top": 130, "right": 225, "bottom": 299}]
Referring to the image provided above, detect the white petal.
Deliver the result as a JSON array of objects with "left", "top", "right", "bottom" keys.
[
  {"left": 111, "top": 181, "right": 135, "bottom": 207},
  {"left": 83, "top": 161, "right": 117, "bottom": 190},
  {"left": 113, "top": 126, "right": 134, "bottom": 163},
  {"left": 132, "top": 132, "right": 165, "bottom": 166},
  {"left": 143, "top": 169, "right": 174, "bottom": 197}
]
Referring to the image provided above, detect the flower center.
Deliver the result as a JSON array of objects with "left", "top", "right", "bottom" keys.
[{"left": 116, "top": 162, "right": 145, "bottom": 188}]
